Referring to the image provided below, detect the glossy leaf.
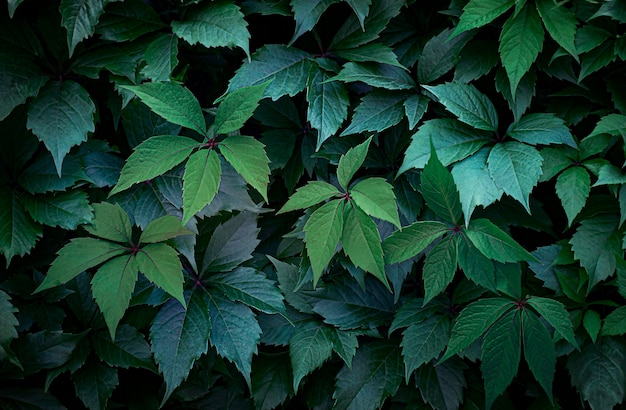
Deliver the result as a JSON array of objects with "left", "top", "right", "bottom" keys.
[
  {"left": 535, "top": 0, "right": 578, "bottom": 58},
  {"left": 333, "top": 43, "right": 404, "bottom": 69},
  {"left": 327, "top": 62, "right": 415, "bottom": 90},
  {"left": 0, "top": 49, "right": 47, "bottom": 121},
  {"left": 506, "top": 113, "right": 576, "bottom": 147},
  {"left": 290, "top": 0, "right": 337, "bottom": 44},
  {"left": 602, "top": 306, "right": 626, "bottom": 336},
  {"left": 0, "top": 188, "right": 42, "bottom": 265},
  {"left": 423, "top": 236, "right": 459, "bottom": 305}
]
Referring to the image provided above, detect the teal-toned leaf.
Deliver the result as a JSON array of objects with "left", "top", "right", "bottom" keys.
[
  {"left": 0, "top": 388, "right": 65, "bottom": 409},
  {"left": 0, "top": 290, "right": 18, "bottom": 346},
  {"left": 202, "top": 211, "right": 259, "bottom": 274},
  {"left": 136, "top": 243, "right": 185, "bottom": 307},
  {"left": 415, "top": 359, "right": 467, "bottom": 410},
  {"left": 522, "top": 309, "right": 555, "bottom": 403},
  {"left": 487, "top": 141, "right": 543, "bottom": 213},
  {"left": 110, "top": 135, "right": 198, "bottom": 196},
  {"left": 482, "top": 310, "right": 521, "bottom": 409},
  {"left": 121, "top": 99, "right": 182, "bottom": 148},
  {"left": 495, "top": 67, "right": 536, "bottom": 122},
  {"left": 337, "top": 136, "right": 372, "bottom": 191},
  {"left": 0, "top": 49, "right": 47, "bottom": 121},
  {"left": 421, "top": 145, "right": 462, "bottom": 225},
  {"left": 507, "top": 113, "right": 576, "bottom": 147},
  {"left": 290, "top": 0, "right": 337, "bottom": 44},
  {"left": 81, "top": 151, "right": 123, "bottom": 188},
  {"left": 140, "top": 215, "right": 193, "bottom": 244},
  {"left": 575, "top": 25, "right": 611, "bottom": 54},
  {"left": 587, "top": 113, "right": 626, "bottom": 139},
  {"left": 393, "top": 176, "right": 422, "bottom": 222},
  {"left": 454, "top": 39, "right": 500, "bottom": 83},
  {"left": 602, "top": 306, "right": 626, "bottom": 336},
  {"left": 0, "top": 188, "right": 41, "bottom": 265},
  {"left": 457, "top": 236, "right": 497, "bottom": 291},
  {"left": 440, "top": 298, "right": 513, "bottom": 362},
  {"left": 219, "top": 135, "right": 270, "bottom": 202},
  {"left": 583, "top": 310, "right": 601, "bottom": 343},
  {"left": 60, "top": 0, "right": 105, "bottom": 56},
  {"left": 120, "top": 83, "right": 206, "bottom": 135},
  {"left": 555, "top": 166, "right": 590, "bottom": 227},
  {"left": 423, "top": 236, "right": 459, "bottom": 305},
  {"left": 423, "top": 82, "right": 498, "bottom": 131},
  {"left": 35, "top": 238, "right": 126, "bottom": 293},
  {"left": 578, "top": 40, "right": 615, "bottom": 82},
  {"left": 251, "top": 354, "right": 293, "bottom": 410},
  {"left": 306, "top": 68, "right": 349, "bottom": 150},
  {"left": 13, "top": 330, "right": 83, "bottom": 374},
  {"left": 333, "top": 43, "right": 404, "bottom": 68},
  {"left": 341, "top": 90, "right": 407, "bottom": 136},
  {"left": 418, "top": 28, "right": 471, "bottom": 84},
  {"left": 26, "top": 80, "right": 95, "bottom": 175},
  {"left": 403, "top": 94, "right": 428, "bottom": 131},
  {"left": 22, "top": 190, "right": 93, "bottom": 230},
  {"left": 330, "top": 328, "right": 358, "bottom": 368},
  {"left": 84, "top": 202, "right": 132, "bottom": 243},
  {"left": 70, "top": 41, "right": 145, "bottom": 81},
  {"left": 96, "top": 0, "right": 165, "bottom": 42},
  {"left": 141, "top": 34, "right": 179, "bottom": 82},
  {"left": 389, "top": 298, "right": 436, "bottom": 334},
  {"left": 215, "top": 82, "right": 269, "bottom": 135},
  {"left": 342, "top": 203, "right": 388, "bottom": 289},
  {"left": 464, "top": 218, "right": 535, "bottom": 263},
  {"left": 304, "top": 199, "right": 344, "bottom": 283},
  {"left": 73, "top": 360, "right": 118, "bottom": 410},
  {"left": 92, "top": 325, "right": 155, "bottom": 371},
  {"left": 182, "top": 149, "right": 221, "bottom": 224},
  {"left": 402, "top": 315, "right": 450, "bottom": 378},
  {"left": 277, "top": 181, "right": 340, "bottom": 214},
  {"left": 382, "top": 221, "right": 447, "bottom": 264},
  {"left": 290, "top": 320, "right": 334, "bottom": 391},
  {"left": 172, "top": 0, "right": 250, "bottom": 59},
  {"left": 91, "top": 254, "right": 138, "bottom": 339},
  {"left": 451, "top": 0, "right": 514, "bottom": 38},
  {"left": 350, "top": 177, "right": 400, "bottom": 228},
  {"left": 539, "top": 146, "right": 573, "bottom": 182},
  {"left": 527, "top": 296, "right": 578, "bottom": 348},
  {"left": 535, "top": 0, "right": 578, "bottom": 59},
  {"left": 150, "top": 291, "right": 210, "bottom": 404},
  {"left": 326, "top": 62, "right": 415, "bottom": 90},
  {"left": 499, "top": 4, "right": 544, "bottom": 98},
  {"left": 7, "top": 0, "right": 25, "bottom": 17},
  {"left": 593, "top": 163, "right": 626, "bottom": 186}
]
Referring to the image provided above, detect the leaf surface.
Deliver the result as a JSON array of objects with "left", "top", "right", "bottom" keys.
[
  {"left": 219, "top": 135, "right": 270, "bottom": 202},
  {"left": 277, "top": 181, "right": 340, "bottom": 214},
  {"left": 423, "top": 236, "right": 459, "bottom": 305},
  {"left": 307, "top": 68, "right": 349, "bottom": 149},
  {"left": 402, "top": 315, "right": 450, "bottom": 378},
  {"left": 337, "top": 136, "right": 372, "bottom": 191},
  {"left": 304, "top": 199, "right": 344, "bottom": 283},
  {"left": 327, "top": 62, "right": 415, "bottom": 90},
  {"left": 418, "top": 28, "right": 471, "bottom": 84},
  {"left": 290, "top": 0, "right": 337, "bottom": 44},
  {"left": 84, "top": 202, "right": 132, "bottom": 243},
  {"left": 141, "top": 34, "right": 179, "bottom": 82},
  {"left": 182, "top": 149, "right": 221, "bottom": 223},
  {"left": 22, "top": 190, "right": 93, "bottom": 230},
  {"left": 555, "top": 166, "right": 590, "bottom": 227},
  {"left": 72, "top": 360, "right": 118, "bottom": 410},
  {"left": 350, "top": 177, "right": 400, "bottom": 228},
  {"left": 382, "top": 221, "right": 447, "bottom": 264},
  {"left": 290, "top": 320, "right": 334, "bottom": 391},
  {"left": 340, "top": 90, "right": 407, "bottom": 136},
  {"left": 60, "top": 0, "right": 105, "bottom": 55},
  {"left": 202, "top": 211, "right": 259, "bottom": 274},
  {"left": 535, "top": 0, "right": 578, "bottom": 58},
  {"left": 451, "top": 0, "right": 514, "bottom": 37},
  {"left": 140, "top": 215, "right": 193, "bottom": 244},
  {"left": 214, "top": 82, "right": 269, "bottom": 135},
  {"left": 522, "top": 309, "right": 555, "bottom": 402},
  {"left": 527, "top": 296, "right": 578, "bottom": 347},
  {"left": 507, "top": 113, "right": 576, "bottom": 147},
  {"left": 421, "top": 145, "right": 462, "bottom": 225},
  {"left": 464, "top": 218, "right": 535, "bottom": 263},
  {"left": 136, "top": 243, "right": 185, "bottom": 307}
]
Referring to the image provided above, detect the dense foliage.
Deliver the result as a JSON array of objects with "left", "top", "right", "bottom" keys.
[{"left": 1, "top": 0, "right": 626, "bottom": 408}]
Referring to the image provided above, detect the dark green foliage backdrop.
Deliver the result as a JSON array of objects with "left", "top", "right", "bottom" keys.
[{"left": 1, "top": 0, "right": 626, "bottom": 409}]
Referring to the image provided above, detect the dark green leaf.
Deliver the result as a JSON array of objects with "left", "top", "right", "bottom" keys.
[
  {"left": 451, "top": 0, "right": 514, "bottom": 38},
  {"left": 423, "top": 236, "right": 459, "bottom": 305},
  {"left": 290, "top": 320, "right": 334, "bottom": 391},
  {"left": 306, "top": 68, "right": 350, "bottom": 149},
  {"left": 304, "top": 199, "right": 344, "bottom": 283},
  {"left": 343, "top": 0, "right": 371, "bottom": 30},
  {"left": 350, "top": 177, "right": 400, "bottom": 228},
  {"left": 219, "top": 135, "right": 270, "bottom": 202},
  {"left": 22, "top": 190, "right": 93, "bottom": 230},
  {"left": 415, "top": 358, "right": 467, "bottom": 410},
  {"left": 507, "top": 113, "right": 576, "bottom": 147},
  {"left": 121, "top": 99, "right": 182, "bottom": 148},
  {"left": 403, "top": 94, "right": 429, "bottom": 131},
  {"left": 0, "top": 388, "right": 65, "bottom": 410},
  {"left": 457, "top": 235, "right": 497, "bottom": 291},
  {"left": 454, "top": 39, "right": 499, "bottom": 83},
  {"left": 555, "top": 166, "right": 590, "bottom": 227},
  {"left": 402, "top": 315, "right": 450, "bottom": 378},
  {"left": 92, "top": 325, "right": 156, "bottom": 371},
  {"left": 251, "top": 354, "right": 293, "bottom": 410},
  {"left": 215, "top": 82, "right": 269, "bottom": 135},
  {"left": 84, "top": 202, "right": 132, "bottom": 243},
  {"left": 136, "top": 243, "right": 185, "bottom": 307},
  {"left": 96, "top": 0, "right": 165, "bottom": 42},
  {"left": 522, "top": 309, "right": 555, "bottom": 403},
  {"left": 330, "top": 328, "right": 359, "bottom": 368},
  {"left": 341, "top": 90, "right": 407, "bottom": 136},
  {"left": 0, "top": 290, "right": 18, "bottom": 346},
  {"left": 141, "top": 34, "right": 179, "bottom": 82},
  {"left": 464, "top": 218, "right": 535, "bottom": 263},
  {"left": 72, "top": 360, "right": 118, "bottom": 410},
  {"left": 202, "top": 211, "right": 259, "bottom": 274},
  {"left": 421, "top": 145, "right": 462, "bottom": 225},
  {"left": 583, "top": 309, "right": 601, "bottom": 343},
  {"left": 418, "top": 28, "right": 471, "bottom": 84},
  {"left": 602, "top": 306, "right": 626, "bottom": 336},
  {"left": 60, "top": 0, "right": 105, "bottom": 56},
  {"left": 0, "top": 188, "right": 42, "bottom": 265},
  {"left": 587, "top": 113, "right": 626, "bottom": 139},
  {"left": 333, "top": 43, "right": 404, "bottom": 68},
  {"left": 277, "top": 181, "right": 340, "bottom": 214},
  {"left": 327, "top": 62, "right": 415, "bottom": 90},
  {"left": 527, "top": 296, "right": 578, "bottom": 348},
  {"left": 13, "top": 330, "right": 83, "bottom": 374},
  {"left": 290, "top": 0, "right": 337, "bottom": 44},
  {"left": 535, "top": 0, "right": 578, "bottom": 58},
  {"left": 0, "top": 49, "right": 47, "bottom": 121},
  {"left": 182, "top": 149, "right": 221, "bottom": 224}
]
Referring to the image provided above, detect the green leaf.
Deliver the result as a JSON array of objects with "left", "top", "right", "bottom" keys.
[
  {"left": 487, "top": 141, "right": 543, "bottom": 213},
  {"left": 207, "top": 291, "right": 261, "bottom": 387},
  {"left": 567, "top": 337, "right": 626, "bottom": 410},
  {"left": 171, "top": 0, "right": 250, "bottom": 60},
  {"left": 495, "top": 67, "right": 536, "bottom": 123},
  {"left": 482, "top": 310, "right": 521, "bottom": 409},
  {"left": 451, "top": 0, "right": 514, "bottom": 38},
  {"left": 583, "top": 309, "right": 602, "bottom": 343},
  {"left": 535, "top": 0, "right": 578, "bottom": 59},
  {"left": 555, "top": 166, "right": 590, "bottom": 227},
  {"left": 421, "top": 144, "right": 462, "bottom": 225},
  {"left": 277, "top": 181, "right": 340, "bottom": 214},
  {"left": 350, "top": 177, "right": 400, "bottom": 228},
  {"left": 110, "top": 135, "right": 198, "bottom": 196},
  {"left": 340, "top": 90, "right": 407, "bottom": 136},
  {"left": 402, "top": 315, "right": 450, "bottom": 378},
  {"left": 0, "top": 188, "right": 42, "bottom": 265},
  {"left": 337, "top": 136, "right": 372, "bottom": 191},
  {"left": 290, "top": 320, "right": 334, "bottom": 391},
  {"left": 96, "top": 0, "right": 165, "bottom": 42},
  {"left": 22, "top": 190, "right": 93, "bottom": 230},
  {"left": 333, "top": 340, "right": 403, "bottom": 410},
  {"left": 415, "top": 359, "right": 467, "bottom": 410},
  {"left": 499, "top": 4, "right": 544, "bottom": 98},
  {"left": 0, "top": 290, "right": 18, "bottom": 346},
  {"left": 507, "top": 113, "right": 576, "bottom": 147},
  {"left": 13, "top": 330, "right": 84, "bottom": 374},
  {"left": 306, "top": 68, "right": 350, "bottom": 150},
  {"left": 92, "top": 325, "right": 155, "bottom": 371},
  {"left": 403, "top": 94, "right": 429, "bottom": 131},
  {"left": 72, "top": 360, "right": 118, "bottom": 410},
  {"left": 333, "top": 43, "right": 404, "bottom": 69},
  {"left": 330, "top": 328, "right": 358, "bottom": 368},
  {"left": 423, "top": 236, "right": 459, "bottom": 305},
  {"left": 0, "top": 388, "right": 65, "bottom": 409},
  {"left": 440, "top": 298, "right": 513, "bottom": 362},
  {"left": 84, "top": 202, "right": 132, "bottom": 243},
  {"left": 326, "top": 62, "right": 415, "bottom": 90},
  {"left": 215, "top": 82, "right": 269, "bottom": 135},
  {"left": 150, "top": 291, "right": 210, "bottom": 404},
  {"left": 91, "top": 254, "right": 138, "bottom": 339},
  {"left": 587, "top": 113, "right": 626, "bottom": 139},
  {"left": 182, "top": 149, "right": 221, "bottom": 224},
  {"left": 382, "top": 221, "right": 448, "bottom": 264},
  {"left": 251, "top": 354, "right": 293, "bottom": 410},
  {"left": 423, "top": 82, "right": 498, "bottom": 132},
  {"left": 399, "top": 118, "right": 491, "bottom": 172},
  {"left": 342, "top": 203, "right": 388, "bottom": 289},
  {"left": 593, "top": 163, "right": 626, "bottom": 186},
  {"left": 136, "top": 243, "right": 185, "bottom": 307},
  {"left": 18, "top": 153, "right": 87, "bottom": 194},
  {"left": 26, "top": 80, "right": 95, "bottom": 175},
  {"left": 344, "top": 0, "right": 371, "bottom": 30},
  {"left": 140, "top": 34, "right": 179, "bottom": 82},
  {"left": 60, "top": 0, "right": 105, "bottom": 56},
  {"left": 454, "top": 39, "right": 500, "bottom": 83},
  {"left": 7, "top": 0, "right": 25, "bottom": 17},
  {"left": 208, "top": 267, "right": 285, "bottom": 315},
  {"left": 527, "top": 296, "right": 578, "bottom": 348},
  {"left": 464, "top": 218, "right": 535, "bottom": 263},
  {"left": 140, "top": 215, "right": 193, "bottom": 244},
  {"left": 219, "top": 135, "right": 270, "bottom": 202},
  {"left": 35, "top": 238, "right": 126, "bottom": 293},
  {"left": 304, "top": 199, "right": 344, "bottom": 284},
  {"left": 457, "top": 235, "right": 497, "bottom": 291},
  {"left": 290, "top": 0, "right": 337, "bottom": 44},
  {"left": 522, "top": 309, "right": 555, "bottom": 403},
  {"left": 602, "top": 306, "right": 626, "bottom": 336},
  {"left": 418, "top": 28, "right": 471, "bottom": 84},
  {"left": 0, "top": 49, "right": 47, "bottom": 121},
  {"left": 226, "top": 44, "right": 313, "bottom": 100}
]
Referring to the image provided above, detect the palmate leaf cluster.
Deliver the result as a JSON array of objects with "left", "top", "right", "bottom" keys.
[{"left": 1, "top": 0, "right": 626, "bottom": 409}]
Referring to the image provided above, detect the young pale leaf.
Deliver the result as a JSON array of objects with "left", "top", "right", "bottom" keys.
[
  {"left": 326, "top": 62, "right": 415, "bottom": 90},
  {"left": 72, "top": 360, "right": 118, "bottom": 410},
  {"left": 306, "top": 68, "right": 350, "bottom": 150},
  {"left": 136, "top": 243, "right": 185, "bottom": 307},
  {"left": 555, "top": 166, "right": 590, "bottom": 227},
  {"left": 290, "top": 0, "right": 338, "bottom": 44},
  {"left": 342, "top": 204, "right": 388, "bottom": 290},
  {"left": 418, "top": 28, "right": 471, "bottom": 84},
  {"left": 21, "top": 190, "right": 93, "bottom": 230},
  {"left": 451, "top": 0, "right": 514, "bottom": 38},
  {"left": 350, "top": 177, "right": 400, "bottom": 228},
  {"left": 337, "top": 136, "right": 372, "bottom": 191},
  {"left": 214, "top": 82, "right": 269, "bottom": 135},
  {"left": 421, "top": 145, "right": 462, "bottom": 225},
  {"left": 333, "top": 43, "right": 404, "bottom": 69},
  {"left": 26, "top": 80, "right": 95, "bottom": 175},
  {"left": 506, "top": 113, "right": 576, "bottom": 147},
  {"left": 522, "top": 310, "right": 555, "bottom": 403},
  {"left": 91, "top": 255, "right": 138, "bottom": 339},
  {"left": 527, "top": 296, "right": 578, "bottom": 348},
  {"left": 440, "top": 298, "right": 513, "bottom": 362},
  {"left": 423, "top": 82, "right": 498, "bottom": 131},
  {"left": 382, "top": 221, "right": 447, "bottom": 264},
  {"left": 457, "top": 236, "right": 497, "bottom": 291},
  {"left": 340, "top": 90, "right": 407, "bottom": 136},
  {"left": 487, "top": 141, "right": 543, "bottom": 213},
  {"left": 141, "top": 34, "right": 179, "bottom": 82},
  {"left": 535, "top": 0, "right": 578, "bottom": 59},
  {"left": 290, "top": 320, "right": 334, "bottom": 391},
  {"left": 35, "top": 238, "right": 126, "bottom": 293},
  {"left": 333, "top": 340, "right": 403, "bottom": 410},
  {"left": 499, "top": 4, "right": 544, "bottom": 98},
  {"left": 219, "top": 135, "right": 270, "bottom": 202},
  {"left": 401, "top": 315, "right": 450, "bottom": 378},
  {"left": 119, "top": 83, "right": 206, "bottom": 135},
  {"left": 482, "top": 310, "right": 521, "bottom": 409},
  {"left": 91, "top": 325, "right": 155, "bottom": 371},
  {"left": 304, "top": 199, "right": 344, "bottom": 284},
  {"left": 464, "top": 218, "right": 535, "bottom": 263},
  {"left": 182, "top": 149, "right": 221, "bottom": 224},
  {"left": 84, "top": 202, "right": 132, "bottom": 243},
  {"left": 60, "top": 0, "right": 105, "bottom": 56},
  {"left": 171, "top": 0, "right": 250, "bottom": 59},
  {"left": 602, "top": 306, "right": 626, "bottom": 336},
  {"left": 202, "top": 211, "right": 259, "bottom": 274},
  {"left": 150, "top": 291, "right": 210, "bottom": 405},
  {"left": 277, "top": 181, "right": 340, "bottom": 214},
  {"left": 415, "top": 359, "right": 467, "bottom": 410},
  {"left": 423, "top": 236, "right": 459, "bottom": 305}
]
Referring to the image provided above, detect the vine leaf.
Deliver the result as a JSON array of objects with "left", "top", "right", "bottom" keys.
[
  {"left": 219, "top": 135, "right": 270, "bottom": 202},
  {"left": 290, "top": 0, "right": 337, "bottom": 44},
  {"left": 136, "top": 243, "right": 185, "bottom": 307},
  {"left": 451, "top": 0, "right": 515, "bottom": 38},
  {"left": 527, "top": 296, "right": 578, "bottom": 348},
  {"left": 423, "top": 236, "right": 459, "bottom": 305},
  {"left": 214, "top": 82, "right": 270, "bottom": 135},
  {"left": 522, "top": 309, "right": 556, "bottom": 403},
  {"left": 382, "top": 221, "right": 448, "bottom": 264},
  {"left": 555, "top": 166, "right": 590, "bottom": 227},
  {"left": 337, "top": 136, "right": 372, "bottom": 191},
  {"left": 535, "top": 0, "right": 578, "bottom": 59},
  {"left": 464, "top": 218, "right": 536, "bottom": 263},
  {"left": 401, "top": 315, "right": 450, "bottom": 378},
  {"left": 182, "top": 149, "right": 221, "bottom": 224},
  {"left": 0, "top": 188, "right": 43, "bottom": 265},
  {"left": 202, "top": 211, "right": 259, "bottom": 274},
  {"left": 289, "top": 320, "right": 334, "bottom": 391},
  {"left": 304, "top": 199, "right": 344, "bottom": 284},
  {"left": 277, "top": 181, "right": 341, "bottom": 214},
  {"left": 421, "top": 144, "right": 462, "bottom": 225},
  {"left": 60, "top": 0, "right": 106, "bottom": 56},
  {"left": 350, "top": 178, "right": 400, "bottom": 228},
  {"left": 307, "top": 68, "right": 350, "bottom": 150}
]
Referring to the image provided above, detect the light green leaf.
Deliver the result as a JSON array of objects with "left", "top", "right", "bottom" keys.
[
  {"left": 499, "top": 4, "right": 544, "bottom": 98},
  {"left": 535, "top": 0, "right": 578, "bottom": 59},
  {"left": 202, "top": 211, "right": 259, "bottom": 274},
  {"left": 140, "top": 215, "right": 193, "bottom": 244},
  {"left": 421, "top": 145, "right": 462, "bottom": 225},
  {"left": 333, "top": 43, "right": 404, "bottom": 69},
  {"left": 72, "top": 360, "right": 118, "bottom": 410},
  {"left": 337, "top": 136, "right": 372, "bottom": 190},
  {"left": 26, "top": 80, "right": 95, "bottom": 175},
  {"left": 171, "top": 0, "right": 250, "bottom": 59},
  {"left": 60, "top": 0, "right": 105, "bottom": 56},
  {"left": 382, "top": 221, "right": 447, "bottom": 264},
  {"left": 342, "top": 203, "right": 388, "bottom": 289},
  {"left": 522, "top": 309, "right": 555, "bottom": 403},
  {"left": 602, "top": 306, "right": 626, "bottom": 336},
  {"left": 290, "top": 320, "right": 334, "bottom": 391},
  {"left": 487, "top": 141, "right": 543, "bottom": 213},
  {"left": 423, "top": 82, "right": 498, "bottom": 131},
  {"left": 402, "top": 315, "right": 450, "bottom": 378},
  {"left": 119, "top": 83, "right": 206, "bottom": 135},
  {"left": 418, "top": 28, "right": 472, "bottom": 84},
  {"left": 451, "top": 0, "right": 514, "bottom": 38},
  {"left": 277, "top": 181, "right": 340, "bottom": 214},
  {"left": 0, "top": 49, "right": 47, "bottom": 121},
  {"left": 326, "top": 62, "right": 415, "bottom": 90},
  {"left": 527, "top": 296, "right": 578, "bottom": 348},
  {"left": 182, "top": 149, "right": 221, "bottom": 224},
  {"left": 306, "top": 68, "right": 349, "bottom": 150},
  {"left": 215, "top": 82, "right": 270, "bottom": 135},
  {"left": 507, "top": 113, "right": 576, "bottom": 147},
  {"left": 34, "top": 238, "right": 126, "bottom": 293},
  {"left": 140, "top": 34, "right": 179, "bottom": 82},
  {"left": 350, "top": 177, "right": 400, "bottom": 228},
  {"left": 219, "top": 135, "right": 270, "bottom": 202},
  {"left": 555, "top": 166, "right": 590, "bottom": 227},
  {"left": 304, "top": 199, "right": 344, "bottom": 284},
  {"left": 290, "top": 0, "right": 337, "bottom": 44},
  {"left": 423, "top": 236, "right": 459, "bottom": 305},
  {"left": 84, "top": 202, "right": 132, "bottom": 243},
  {"left": 21, "top": 190, "right": 93, "bottom": 230},
  {"left": 341, "top": 90, "right": 407, "bottom": 136},
  {"left": 464, "top": 218, "right": 535, "bottom": 263},
  {"left": 403, "top": 94, "right": 429, "bottom": 131},
  {"left": 136, "top": 243, "right": 185, "bottom": 307},
  {"left": 96, "top": 0, "right": 165, "bottom": 42},
  {"left": 583, "top": 310, "right": 602, "bottom": 343}
]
